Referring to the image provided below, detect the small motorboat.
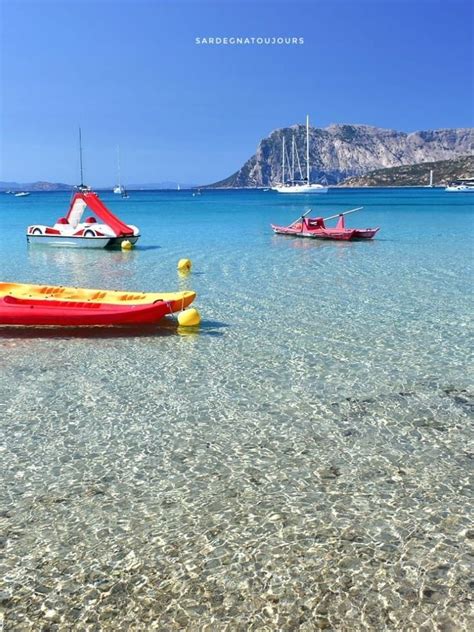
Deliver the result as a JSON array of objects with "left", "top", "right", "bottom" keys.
[
  {"left": 26, "top": 186, "right": 140, "bottom": 248},
  {"left": 0, "top": 282, "right": 196, "bottom": 327},
  {"left": 272, "top": 206, "right": 379, "bottom": 241},
  {"left": 14, "top": 191, "right": 30, "bottom": 197}
]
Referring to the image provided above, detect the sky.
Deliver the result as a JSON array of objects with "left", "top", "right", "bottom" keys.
[{"left": 1, "top": 0, "right": 473, "bottom": 186}]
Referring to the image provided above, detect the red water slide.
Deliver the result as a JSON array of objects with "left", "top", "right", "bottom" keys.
[{"left": 70, "top": 191, "right": 135, "bottom": 236}]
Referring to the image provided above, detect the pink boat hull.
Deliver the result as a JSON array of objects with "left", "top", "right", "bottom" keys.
[
  {"left": 351, "top": 228, "right": 380, "bottom": 239},
  {"left": 299, "top": 229, "right": 355, "bottom": 241},
  {"left": 271, "top": 214, "right": 379, "bottom": 241}
]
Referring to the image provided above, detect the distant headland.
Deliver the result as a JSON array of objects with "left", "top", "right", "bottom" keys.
[
  {"left": 3, "top": 124, "right": 473, "bottom": 192},
  {"left": 205, "top": 124, "right": 473, "bottom": 188},
  {"left": 339, "top": 155, "right": 474, "bottom": 187}
]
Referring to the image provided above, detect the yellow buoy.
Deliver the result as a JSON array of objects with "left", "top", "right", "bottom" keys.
[
  {"left": 177, "top": 258, "right": 192, "bottom": 273},
  {"left": 121, "top": 240, "right": 133, "bottom": 250},
  {"left": 177, "top": 308, "right": 201, "bottom": 327}
]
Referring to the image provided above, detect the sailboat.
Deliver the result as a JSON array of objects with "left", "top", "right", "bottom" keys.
[
  {"left": 113, "top": 146, "right": 125, "bottom": 195},
  {"left": 272, "top": 115, "right": 328, "bottom": 194},
  {"left": 445, "top": 179, "right": 474, "bottom": 192}
]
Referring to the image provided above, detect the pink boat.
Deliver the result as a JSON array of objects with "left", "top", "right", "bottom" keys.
[{"left": 271, "top": 206, "right": 379, "bottom": 241}]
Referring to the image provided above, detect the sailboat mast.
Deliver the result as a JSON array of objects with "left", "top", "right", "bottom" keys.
[
  {"left": 291, "top": 136, "right": 295, "bottom": 181},
  {"left": 429, "top": 169, "right": 434, "bottom": 187},
  {"left": 282, "top": 136, "right": 286, "bottom": 184},
  {"left": 306, "top": 115, "right": 310, "bottom": 184},
  {"left": 79, "top": 127, "right": 84, "bottom": 186},
  {"left": 117, "top": 145, "right": 121, "bottom": 188}
]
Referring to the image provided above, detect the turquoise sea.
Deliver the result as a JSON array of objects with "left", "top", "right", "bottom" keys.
[{"left": 1, "top": 188, "right": 473, "bottom": 630}]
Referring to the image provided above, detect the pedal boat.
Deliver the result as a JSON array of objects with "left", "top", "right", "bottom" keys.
[
  {"left": 0, "top": 282, "right": 195, "bottom": 327},
  {"left": 26, "top": 187, "right": 140, "bottom": 249},
  {"left": 272, "top": 207, "right": 379, "bottom": 241}
]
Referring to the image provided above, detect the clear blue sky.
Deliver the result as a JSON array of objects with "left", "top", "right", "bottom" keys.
[{"left": 1, "top": 0, "right": 473, "bottom": 186}]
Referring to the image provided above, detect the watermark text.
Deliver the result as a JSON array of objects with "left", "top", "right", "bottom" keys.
[{"left": 195, "top": 36, "right": 304, "bottom": 46}]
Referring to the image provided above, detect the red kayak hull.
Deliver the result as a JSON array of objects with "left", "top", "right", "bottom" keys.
[{"left": 0, "top": 295, "right": 173, "bottom": 327}]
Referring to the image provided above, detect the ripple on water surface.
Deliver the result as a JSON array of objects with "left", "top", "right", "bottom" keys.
[{"left": 1, "top": 189, "right": 473, "bottom": 629}]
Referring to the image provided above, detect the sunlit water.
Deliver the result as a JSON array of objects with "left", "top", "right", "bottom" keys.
[{"left": 1, "top": 188, "right": 473, "bottom": 630}]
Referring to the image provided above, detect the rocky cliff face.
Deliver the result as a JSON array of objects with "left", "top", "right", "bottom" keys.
[{"left": 207, "top": 124, "right": 474, "bottom": 187}]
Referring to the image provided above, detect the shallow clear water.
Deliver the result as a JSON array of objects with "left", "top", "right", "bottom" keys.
[{"left": 1, "top": 188, "right": 473, "bottom": 630}]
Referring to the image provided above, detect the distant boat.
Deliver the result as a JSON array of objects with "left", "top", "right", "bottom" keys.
[
  {"left": 428, "top": 169, "right": 434, "bottom": 188},
  {"left": 14, "top": 192, "right": 30, "bottom": 197},
  {"left": 113, "top": 146, "right": 126, "bottom": 195},
  {"left": 177, "top": 184, "right": 181, "bottom": 191},
  {"left": 272, "top": 115, "right": 328, "bottom": 194},
  {"left": 445, "top": 178, "right": 474, "bottom": 192}
]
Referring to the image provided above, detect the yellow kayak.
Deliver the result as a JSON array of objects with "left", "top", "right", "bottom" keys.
[{"left": 0, "top": 282, "right": 196, "bottom": 313}]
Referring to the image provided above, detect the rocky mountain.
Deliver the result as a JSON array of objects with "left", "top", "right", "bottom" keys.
[
  {"left": 340, "top": 155, "right": 474, "bottom": 187},
  {"left": 207, "top": 125, "right": 474, "bottom": 187}
]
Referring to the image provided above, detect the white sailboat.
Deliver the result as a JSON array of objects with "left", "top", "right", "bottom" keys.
[
  {"left": 113, "top": 146, "right": 125, "bottom": 195},
  {"left": 272, "top": 115, "right": 328, "bottom": 194},
  {"left": 445, "top": 178, "right": 474, "bottom": 192}
]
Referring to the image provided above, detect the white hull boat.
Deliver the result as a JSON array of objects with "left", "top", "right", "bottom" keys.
[
  {"left": 26, "top": 131, "right": 140, "bottom": 249},
  {"left": 27, "top": 188, "right": 140, "bottom": 249},
  {"left": 445, "top": 184, "right": 474, "bottom": 192},
  {"left": 272, "top": 183, "right": 328, "bottom": 194},
  {"left": 27, "top": 234, "right": 116, "bottom": 248},
  {"left": 272, "top": 115, "right": 328, "bottom": 194}
]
